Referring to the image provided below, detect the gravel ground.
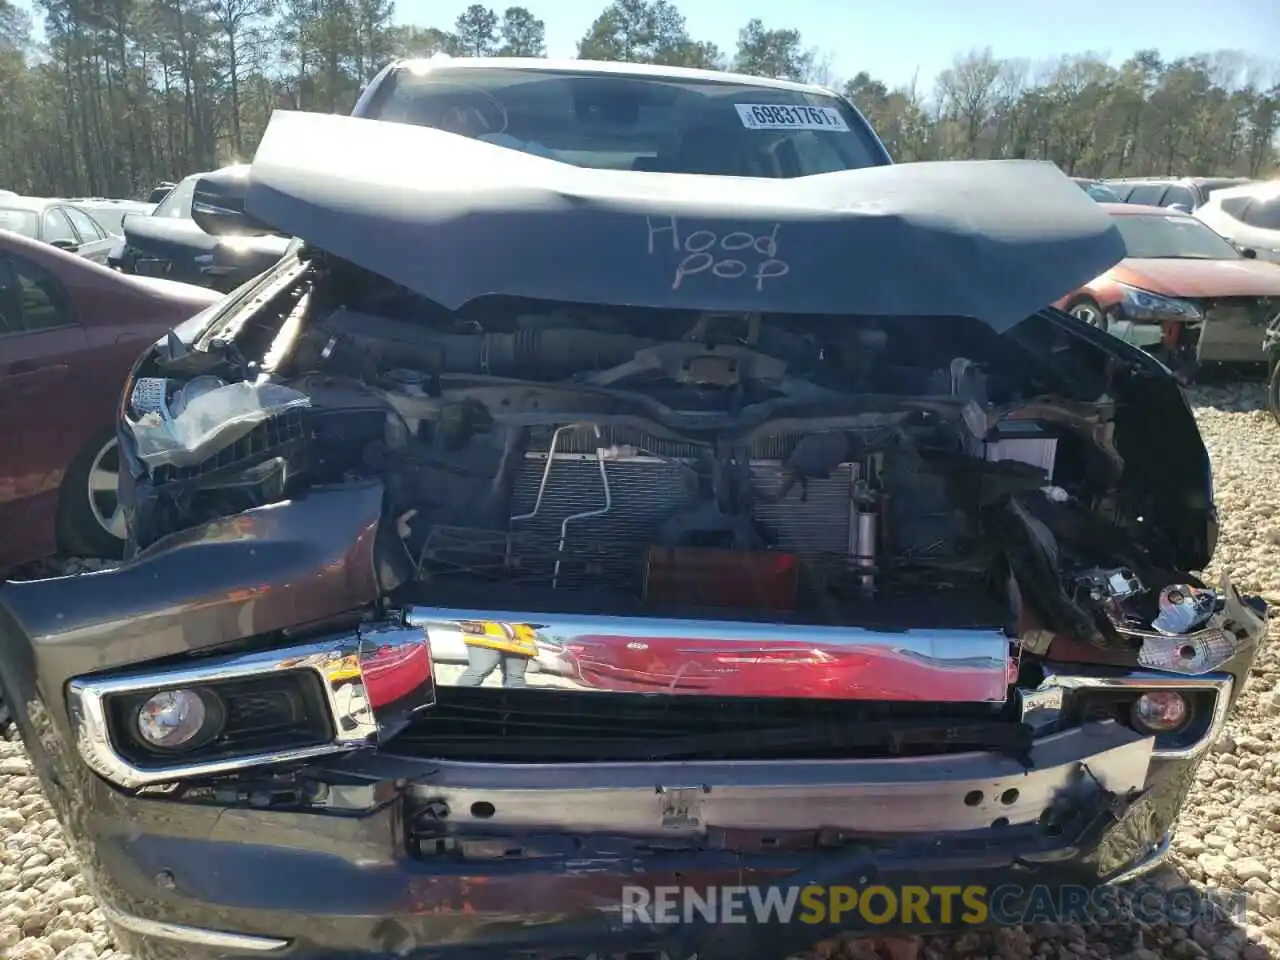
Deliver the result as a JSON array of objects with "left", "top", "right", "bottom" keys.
[{"left": 1, "top": 381, "right": 1277, "bottom": 960}]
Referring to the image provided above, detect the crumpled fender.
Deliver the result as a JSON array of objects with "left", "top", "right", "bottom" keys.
[{"left": 0, "top": 481, "right": 402, "bottom": 728}]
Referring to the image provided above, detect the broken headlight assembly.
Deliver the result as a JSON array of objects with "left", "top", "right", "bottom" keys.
[{"left": 1073, "top": 567, "right": 1264, "bottom": 677}]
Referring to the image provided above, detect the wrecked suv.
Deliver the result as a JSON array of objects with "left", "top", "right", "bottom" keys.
[{"left": 0, "top": 60, "right": 1269, "bottom": 960}]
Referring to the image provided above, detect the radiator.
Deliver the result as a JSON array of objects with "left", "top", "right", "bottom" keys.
[{"left": 507, "top": 450, "right": 858, "bottom": 590}]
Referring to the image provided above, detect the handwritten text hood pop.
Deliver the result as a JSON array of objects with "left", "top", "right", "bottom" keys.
[{"left": 242, "top": 110, "right": 1125, "bottom": 332}]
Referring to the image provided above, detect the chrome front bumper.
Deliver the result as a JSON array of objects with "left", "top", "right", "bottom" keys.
[{"left": 64, "top": 606, "right": 1233, "bottom": 790}]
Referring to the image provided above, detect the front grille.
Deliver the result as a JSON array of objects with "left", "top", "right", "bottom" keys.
[
  {"left": 388, "top": 687, "right": 1026, "bottom": 763},
  {"left": 1193, "top": 295, "right": 1279, "bottom": 363},
  {"left": 151, "top": 407, "right": 307, "bottom": 484}
]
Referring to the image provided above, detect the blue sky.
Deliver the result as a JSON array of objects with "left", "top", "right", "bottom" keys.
[
  {"left": 12, "top": 0, "right": 1278, "bottom": 90},
  {"left": 411, "top": 0, "right": 1280, "bottom": 88}
]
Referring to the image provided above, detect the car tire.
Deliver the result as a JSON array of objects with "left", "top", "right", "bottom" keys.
[
  {"left": 56, "top": 427, "right": 128, "bottom": 560},
  {"left": 1066, "top": 296, "right": 1109, "bottom": 331}
]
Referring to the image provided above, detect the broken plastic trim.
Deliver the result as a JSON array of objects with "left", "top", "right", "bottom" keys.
[{"left": 1131, "top": 574, "right": 1266, "bottom": 676}]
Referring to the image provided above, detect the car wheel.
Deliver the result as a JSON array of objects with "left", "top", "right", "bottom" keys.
[
  {"left": 57, "top": 427, "right": 127, "bottom": 560},
  {"left": 1067, "top": 296, "right": 1108, "bottom": 331}
]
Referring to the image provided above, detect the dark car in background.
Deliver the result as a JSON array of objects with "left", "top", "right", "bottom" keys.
[
  {"left": 0, "top": 195, "right": 119, "bottom": 264},
  {"left": 1070, "top": 177, "right": 1122, "bottom": 202},
  {"left": 147, "top": 181, "right": 177, "bottom": 204},
  {"left": 0, "top": 62, "right": 1265, "bottom": 960},
  {"left": 1107, "top": 176, "right": 1254, "bottom": 212},
  {"left": 110, "top": 169, "right": 291, "bottom": 291}
]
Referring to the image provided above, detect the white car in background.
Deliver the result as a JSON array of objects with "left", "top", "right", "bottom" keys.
[{"left": 1194, "top": 180, "right": 1280, "bottom": 264}]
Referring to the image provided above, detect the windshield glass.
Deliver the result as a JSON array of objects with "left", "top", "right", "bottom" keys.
[
  {"left": 366, "top": 66, "right": 888, "bottom": 178},
  {"left": 153, "top": 176, "right": 198, "bottom": 219},
  {"left": 1113, "top": 212, "right": 1242, "bottom": 260},
  {"left": 0, "top": 208, "right": 39, "bottom": 238},
  {"left": 1085, "top": 183, "right": 1121, "bottom": 202}
]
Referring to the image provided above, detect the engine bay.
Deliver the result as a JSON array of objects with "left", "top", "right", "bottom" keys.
[{"left": 118, "top": 255, "right": 1240, "bottom": 654}]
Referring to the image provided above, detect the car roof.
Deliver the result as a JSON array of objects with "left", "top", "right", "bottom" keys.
[
  {"left": 0, "top": 195, "right": 54, "bottom": 212},
  {"left": 1098, "top": 202, "right": 1190, "bottom": 217},
  {"left": 390, "top": 56, "right": 840, "bottom": 97},
  {"left": 1207, "top": 180, "right": 1280, "bottom": 204}
]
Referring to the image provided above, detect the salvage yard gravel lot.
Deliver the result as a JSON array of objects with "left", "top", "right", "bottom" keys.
[{"left": 1, "top": 381, "right": 1278, "bottom": 960}]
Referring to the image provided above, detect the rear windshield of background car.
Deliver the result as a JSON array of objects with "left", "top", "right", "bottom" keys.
[
  {"left": 1244, "top": 198, "right": 1280, "bottom": 231},
  {"left": 0, "top": 208, "right": 38, "bottom": 238},
  {"left": 1113, "top": 213, "right": 1243, "bottom": 260},
  {"left": 365, "top": 66, "right": 889, "bottom": 178}
]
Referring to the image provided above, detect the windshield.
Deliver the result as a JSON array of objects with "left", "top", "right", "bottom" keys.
[
  {"left": 364, "top": 66, "right": 889, "bottom": 178},
  {"left": 1112, "top": 213, "right": 1242, "bottom": 260},
  {"left": 152, "top": 176, "right": 198, "bottom": 219},
  {"left": 0, "top": 208, "right": 39, "bottom": 238}
]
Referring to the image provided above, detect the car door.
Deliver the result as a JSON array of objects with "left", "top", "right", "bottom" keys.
[
  {"left": 120, "top": 176, "right": 217, "bottom": 285},
  {"left": 61, "top": 204, "right": 117, "bottom": 264},
  {"left": 0, "top": 251, "right": 92, "bottom": 567}
]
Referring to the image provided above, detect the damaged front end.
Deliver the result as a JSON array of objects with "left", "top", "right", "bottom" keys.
[
  {"left": 0, "top": 137, "right": 1269, "bottom": 957},
  {"left": 0, "top": 244, "right": 1267, "bottom": 958}
]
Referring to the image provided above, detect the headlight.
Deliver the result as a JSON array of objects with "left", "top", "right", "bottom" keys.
[
  {"left": 1131, "top": 691, "right": 1190, "bottom": 734},
  {"left": 1116, "top": 283, "right": 1202, "bottom": 322},
  {"left": 136, "top": 689, "right": 216, "bottom": 749}
]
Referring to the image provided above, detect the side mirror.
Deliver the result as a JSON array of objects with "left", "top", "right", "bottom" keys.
[
  {"left": 1241, "top": 247, "right": 1258, "bottom": 260},
  {"left": 192, "top": 164, "right": 275, "bottom": 237},
  {"left": 120, "top": 212, "right": 139, "bottom": 232}
]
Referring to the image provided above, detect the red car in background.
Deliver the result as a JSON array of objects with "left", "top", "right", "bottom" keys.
[
  {"left": 0, "top": 229, "right": 220, "bottom": 572},
  {"left": 1054, "top": 202, "right": 1280, "bottom": 369}
]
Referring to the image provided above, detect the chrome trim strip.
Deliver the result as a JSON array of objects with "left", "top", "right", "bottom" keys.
[
  {"left": 405, "top": 606, "right": 1012, "bottom": 703},
  {"left": 1105, "top": 832, "right": 1174, "bottom": 885},
  {"left": 1018, "top": 666, "right": 1233, "bottom": 760},
  {"left": 99, "top": 901, "right": 289, "bottom": 951},
  {"left": 404, "top": 720, "right": 1153, "bottom": 836},
  {"left": 69, "top": 621, "right": 434, "bottom": 789}
]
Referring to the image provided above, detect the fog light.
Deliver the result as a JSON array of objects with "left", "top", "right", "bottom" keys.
[
  {"left": 1131, "top": 691, "right": 1189, "bottom": 734},
  {"left": 136, "top": 689, "right": 208, "bottom": 749}
]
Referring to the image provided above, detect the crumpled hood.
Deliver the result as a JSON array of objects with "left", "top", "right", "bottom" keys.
[
  {"left": 1113, "top": 257, "right": 1280, "bottom": 299},
  {"left": 241, "top": 111, "right": 1126, "bottom": 333}
]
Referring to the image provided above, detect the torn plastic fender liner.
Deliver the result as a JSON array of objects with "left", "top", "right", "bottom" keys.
[{"left": 0, "top": 481, "right": 404, "bottom": 722}]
